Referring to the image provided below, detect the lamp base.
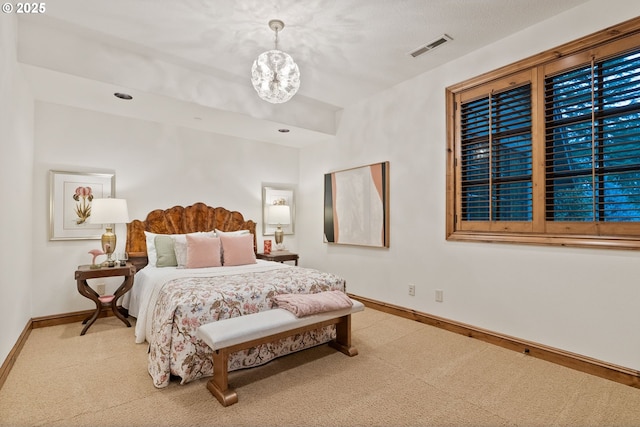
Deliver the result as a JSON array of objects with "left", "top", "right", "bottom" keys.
[
  {"left": 101, "top": 227, "right": 117, "bottom": 266},
  {"left": 274, "top": 226, "right": 285, "bottom": 250}
]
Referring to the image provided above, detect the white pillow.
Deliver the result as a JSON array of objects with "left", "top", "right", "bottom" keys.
[
  {"left": 145, "top": 231, "right": 216, "bottom": 268},
  {"left": 173, "top": 235, "right": 187, "bottom": 268},
  {"left": 144, "top": 231, "right": 161, "bottom": 266},
  {"left": 214, "top": 229, "right": 250, "bottom": 236}
]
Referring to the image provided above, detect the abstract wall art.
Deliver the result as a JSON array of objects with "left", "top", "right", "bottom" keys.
[{"left": 324, "top": 161, "right": 389, "bottom": 247}]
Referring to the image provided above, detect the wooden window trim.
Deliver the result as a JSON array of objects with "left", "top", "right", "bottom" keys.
[{"left": 446, "top": 16, "right": 640, "bottom": 250}]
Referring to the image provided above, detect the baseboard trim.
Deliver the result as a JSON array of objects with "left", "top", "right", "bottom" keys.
[
  {"left": 0, "top": 320, "right": 32, "bottom": 391},
  {"left": 4, "top": 299, "right": 639, "bottom": 391},
  {"left": 31, "top": 307, "right": 120, "bottom": 329},
  {"left": 349, "top": 294, "right": 640, "bottom": 389},
  {"left": 0, "top": 307, "right": 125, "bottom": 390}
]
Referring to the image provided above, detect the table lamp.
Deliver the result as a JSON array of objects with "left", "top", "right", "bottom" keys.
[
  {"left": 268, "top": 204, "right": 290, "bottom": 250},
  {"left": 89, "top": 198, "right": 130, "bottom": 266}
]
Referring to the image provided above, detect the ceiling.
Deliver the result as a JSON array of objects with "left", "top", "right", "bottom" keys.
[{"left": 17, "top": 0, "right": 590, "bottom": 147}]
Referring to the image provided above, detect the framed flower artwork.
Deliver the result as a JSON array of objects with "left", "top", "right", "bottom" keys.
[{"left": 49, "top": 170, "right": 115, "bottom": 240}]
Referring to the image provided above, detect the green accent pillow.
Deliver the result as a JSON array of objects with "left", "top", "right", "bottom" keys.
[{"left": 154, "top": 235, "right": 178, "bottom": 267}]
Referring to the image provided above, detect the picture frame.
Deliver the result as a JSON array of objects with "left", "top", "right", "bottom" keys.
[
  {"left": 262, "top": 184, "right": 295, "bottom": 236},
  {"left": 324, "top": 161, "right": 389, "bottom": 247},
  {"left": 49, "top": 170, "right": 115, "bottom": 240}
]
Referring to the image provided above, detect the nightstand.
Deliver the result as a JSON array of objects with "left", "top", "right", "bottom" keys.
[
  {"left": 256, "top": 251, "right": 299, "bottom": 266},
  {"left": 75, "top": 263, "right": 135, "bottom": 335}
]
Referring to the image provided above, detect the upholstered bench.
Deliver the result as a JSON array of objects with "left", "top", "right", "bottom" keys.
[{"left": 197, "top": 298, "right": 364, "bottom": 406}]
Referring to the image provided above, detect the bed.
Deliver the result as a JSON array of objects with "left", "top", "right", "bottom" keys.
[{"left": 122, "top": 203, "right": 346, "bottom": 388}]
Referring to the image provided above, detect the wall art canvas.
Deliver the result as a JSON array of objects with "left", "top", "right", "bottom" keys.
[
  {"left": 324, "top": 161, "right": 389, "bottom": 247},
  {"left": 49, "top": 170, "right": 115, "bottom": 240}
]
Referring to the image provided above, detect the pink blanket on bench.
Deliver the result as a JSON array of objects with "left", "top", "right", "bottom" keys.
[{"left": 273, "top": 291, "right": 353, "bottom": 317}]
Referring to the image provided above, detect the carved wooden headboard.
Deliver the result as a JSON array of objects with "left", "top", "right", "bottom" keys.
[{"left": 125, "top": 202, "right": 257, "bottom": 271}]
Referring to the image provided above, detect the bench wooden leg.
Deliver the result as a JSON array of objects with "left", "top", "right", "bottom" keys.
[
  {"left": 204, "top": 313, "right": 360, "bottom": 406},
  {"left": 207, "top": 349, "right": 238, "bottom": 406},
  {"left": 329, "top": 314, "right": 358, "bottom": 357}
]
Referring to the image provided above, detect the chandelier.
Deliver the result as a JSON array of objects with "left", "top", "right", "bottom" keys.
[{"left": 251, "top": 20, "right": 300, "bottom": 104}]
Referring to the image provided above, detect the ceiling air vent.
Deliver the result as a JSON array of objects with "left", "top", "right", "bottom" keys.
[{"left": 409, "top": 34, "right": 452, "bottom": 58}]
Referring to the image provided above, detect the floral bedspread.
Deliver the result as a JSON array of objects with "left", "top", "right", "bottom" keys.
[{"left": 147, "top": 266, "right": 346, "bottom": 388}]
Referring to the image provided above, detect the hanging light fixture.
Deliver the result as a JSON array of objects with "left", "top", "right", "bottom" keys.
[{"left": 251, "top": 19, "right": 300, "bottom": 104}]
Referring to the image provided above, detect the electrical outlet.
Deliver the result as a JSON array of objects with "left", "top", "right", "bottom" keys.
[
  {"left": 435, "top": 289, "right": 444, "bottom": 302},
  {"left": 408, "top": 284, "right": 415, "bottom": 296},
  {"left": 96, "top": 283, "right": 106, "bottom": 296}
]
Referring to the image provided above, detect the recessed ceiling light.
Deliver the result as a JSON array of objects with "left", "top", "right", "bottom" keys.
[
  {"left": 278, "top": 128, "right": 290, "bottom": 133},
  {"left": 114, "top": 92, "right": 133, "bottom": 100}
]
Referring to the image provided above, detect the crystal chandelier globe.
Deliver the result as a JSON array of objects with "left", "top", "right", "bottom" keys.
[{"left": 251, "top": 20, "right": 300, "bottom": 104}]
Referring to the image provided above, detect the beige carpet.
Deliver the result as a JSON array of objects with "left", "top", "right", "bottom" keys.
[{"left": 2, "top": 308, "right": 640, "bottom": 427}]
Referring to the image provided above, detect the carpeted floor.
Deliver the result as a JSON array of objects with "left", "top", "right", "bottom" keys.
[{"left": 2, "top": 308, "right": 640, "bottom": 426}]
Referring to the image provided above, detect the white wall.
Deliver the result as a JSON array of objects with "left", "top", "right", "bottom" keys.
[
  {"left": 31, "top": 102, "right": 300, "bottom": 317},
  {"left": 299, "top": 0, "right": 640, "bottom": 371},
  {"left": 6, "top": 0, "right": 640, "bottom": 379},
  {"left": 0, "top": 14, "right": 34, "bottom": 365}
]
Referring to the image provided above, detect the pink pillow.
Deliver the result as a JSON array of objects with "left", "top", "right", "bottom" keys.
[
  {"left": 185, "top": 234, "right": 222, "bottom": 268},
  {"left": 220, "top": 234, "right": 256, "bottom": 266}
]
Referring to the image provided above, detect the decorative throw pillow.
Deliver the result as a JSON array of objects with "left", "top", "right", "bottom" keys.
[
  {"left": 185, "top": 234, "right": 222, "bottom": 268},
  {"left": 154, "top": 235, "right": 177, "bottom": 267},
  {"left": 220, "top": 234, "right": 256, "bottom": 266},
  {"left": 172, "top": 231, "right": 216, "bottom": 268},
  {"left": 216, "top": 229, "right": 251, "bottom": 259},
  {"left": 172, "top": 235, "right": 188, "bottom": 268}
]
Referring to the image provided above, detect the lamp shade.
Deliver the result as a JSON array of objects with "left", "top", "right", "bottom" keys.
[
  {"left": 89, "top": 198, "right": 130, "bottom": 224},
  {"left": 267, "top": 205, "right": 290, "bottom": 225}
]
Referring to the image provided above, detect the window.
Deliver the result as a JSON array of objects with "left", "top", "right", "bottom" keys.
[
  {"left": 545, "top": 51, "right": 640, "bottom": 224},
  {"left": 447, "top": 18, "right": 640, "bottom": 249},
  {"left": 460, "top": 83, "right": 532, "bottom": 222}
]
